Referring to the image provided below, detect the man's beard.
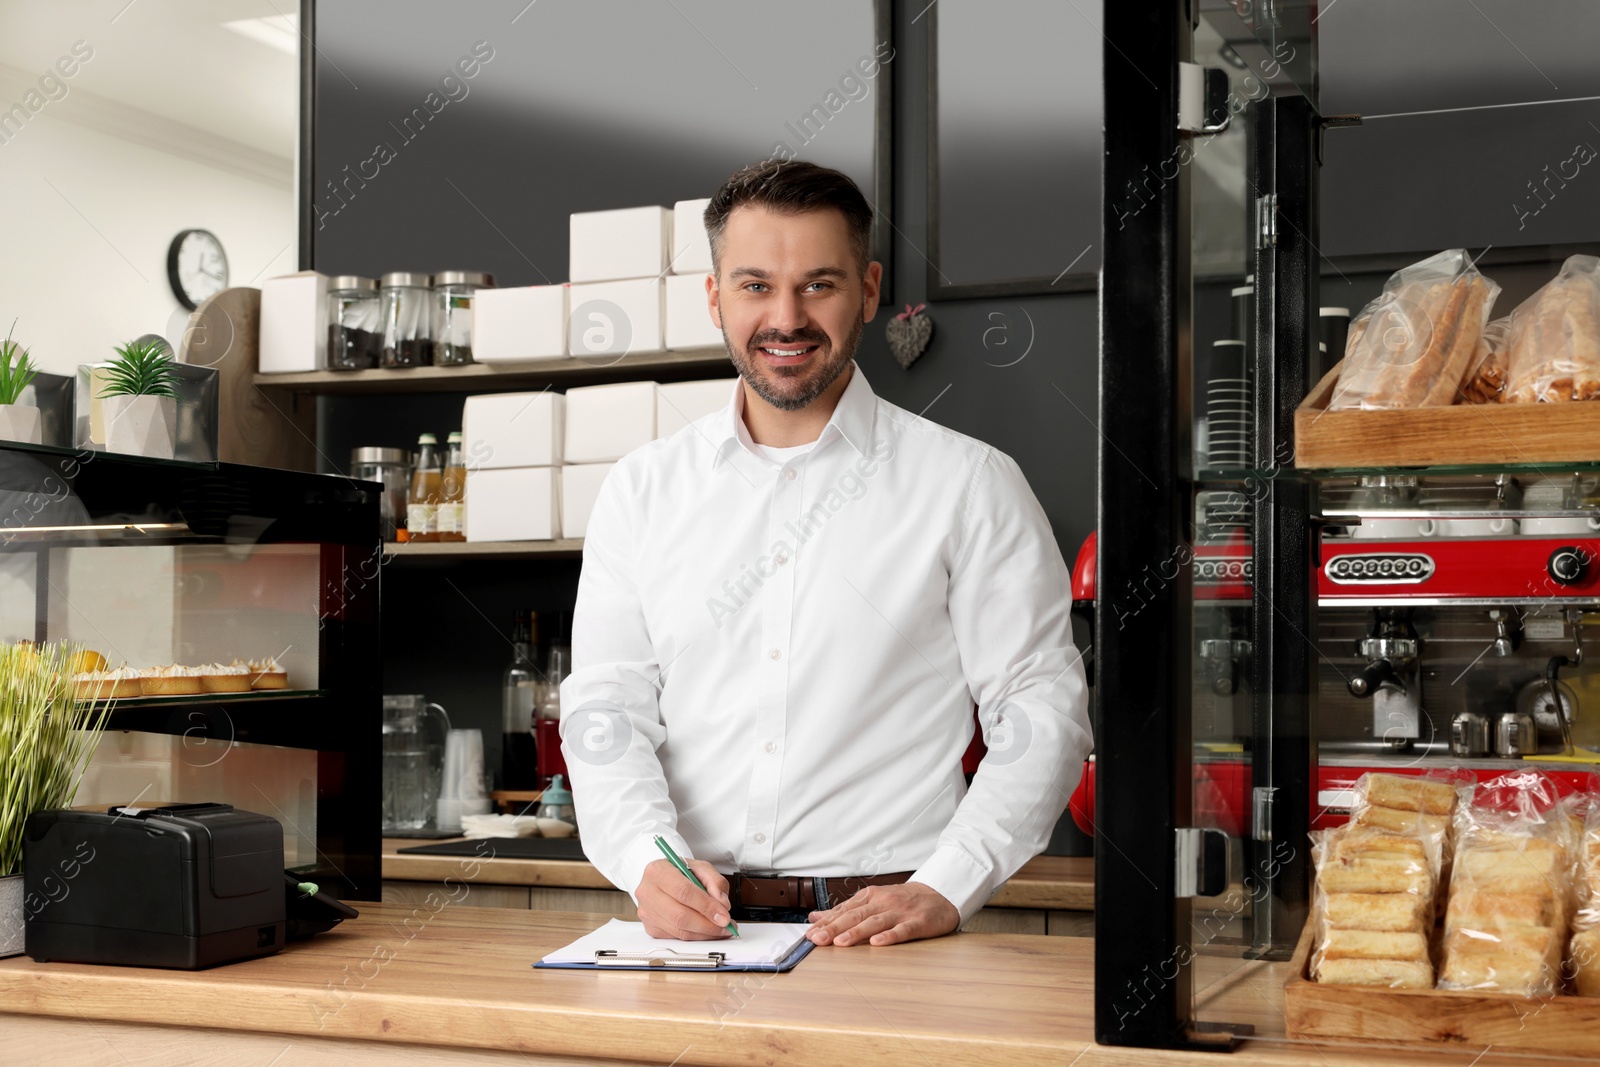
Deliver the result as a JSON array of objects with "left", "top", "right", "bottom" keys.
[{"left": 724, "top": 315, "right": 864, "bottom": 413}]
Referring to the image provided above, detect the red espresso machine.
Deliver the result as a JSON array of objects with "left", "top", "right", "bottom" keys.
[{"left": 1068, "top": 473, "right": 1600, "bottom": 841}]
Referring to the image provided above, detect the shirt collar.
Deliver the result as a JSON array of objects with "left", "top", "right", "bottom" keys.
[{"left": 709, "top": 360, "right": 877, "bottom": 470}]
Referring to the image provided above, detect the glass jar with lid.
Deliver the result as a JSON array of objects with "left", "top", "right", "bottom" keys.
[
  {"left": 379, "top": 272, "right": 433, "bottom": 368},
  {"left": 327, "top": 276, "right": 381, "bottom": 371},
  {"left": 349, "top": 446, "right": 412, "bottom": 540},
  {"left": 432, "top": 271, "right": 495, "bottom": 366}
]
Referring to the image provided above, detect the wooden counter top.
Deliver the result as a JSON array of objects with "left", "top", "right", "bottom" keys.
[
  {"left": 382, "top": 838, "right": 1095, "bottom": 910},
  {"left": 1, "top": 904, "right": 1582, "bottom": 1066}
]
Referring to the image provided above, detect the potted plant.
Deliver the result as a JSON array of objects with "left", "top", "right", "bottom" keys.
[
  {"left": 100, "top": 338, "right": 182, "bottom": 459},
  {"left": 0, "top": 326, "right": 40, "bottom": 445},
  {"left": 0, "top": 641, "right": 113, "bottom": 957}
]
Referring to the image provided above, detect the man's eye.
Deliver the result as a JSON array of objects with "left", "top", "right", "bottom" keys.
[
  {"left": 745, "top": 283, "right": 768, "bottom": 293},
  {"left": 806, "top": 283, "right": 832, "bottom": 292}
]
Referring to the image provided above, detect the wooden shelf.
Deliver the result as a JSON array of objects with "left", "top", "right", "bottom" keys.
[
  {"left": 383, "top": 539, "right": 584, "bottom": 561},
  {"left": 253, "top": 348, "right": 731, "bottom": 396}
]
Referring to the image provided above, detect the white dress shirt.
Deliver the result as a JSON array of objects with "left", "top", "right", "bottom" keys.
[{"left": 558, "top": 360, "right": 1092, "bottom": 922}]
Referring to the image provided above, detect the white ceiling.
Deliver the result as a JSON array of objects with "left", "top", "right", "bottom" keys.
[{"left": 0, "top": 0, "right": 297, "bottom": 182}]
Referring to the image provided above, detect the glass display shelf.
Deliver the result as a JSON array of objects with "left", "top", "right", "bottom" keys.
[{"left": 89, "top": 688, "right": 327, "bottom": 709}]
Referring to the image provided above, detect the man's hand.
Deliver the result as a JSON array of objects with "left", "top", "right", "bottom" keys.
[
  {"left": 805, "top": 882, "right": 960, "bottom": 947},
  {"left": 635, "top": 858, "right": 734, "bottom": 940}
]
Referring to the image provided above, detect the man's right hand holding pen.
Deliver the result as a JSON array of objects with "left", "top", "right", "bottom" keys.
[{"left": 636, "top": 856, "right": 738, "bottom": 940}]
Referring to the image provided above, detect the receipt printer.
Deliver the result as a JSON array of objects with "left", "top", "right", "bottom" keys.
[{"left": 23, "top": 803, "right": 287, "bottom": 969}]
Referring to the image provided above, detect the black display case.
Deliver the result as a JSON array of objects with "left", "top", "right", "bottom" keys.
[{"left": 0, "top": 443, "right": 382, "bottom": 901}]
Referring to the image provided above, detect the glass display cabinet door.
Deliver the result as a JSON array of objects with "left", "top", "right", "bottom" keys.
[{"left": 1096, "top": 0, "right": 1319, "bottom": 1050}]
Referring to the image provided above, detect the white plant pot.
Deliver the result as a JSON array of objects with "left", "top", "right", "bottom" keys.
[
  {"left": 0, "top": 872, "right": 22, "bottom": 958},
  {"left": 103, "top": 394, "right": 177, "bottom": 460},
  {"left": 0, "top": 404, "right": 41, "bottom": 445}
]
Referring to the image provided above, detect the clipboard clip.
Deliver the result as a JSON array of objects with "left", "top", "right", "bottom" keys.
[{"left": 595, "top": 949, "right": 727, "bottom": 969}]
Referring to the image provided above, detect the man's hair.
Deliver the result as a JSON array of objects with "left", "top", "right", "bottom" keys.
[{"left": 702, "top": 159, "right": 873, "bottom": 274}]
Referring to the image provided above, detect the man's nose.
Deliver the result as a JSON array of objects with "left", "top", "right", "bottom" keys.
[{"left": 764, "top": 290, "right": 810, "bottom": 336}]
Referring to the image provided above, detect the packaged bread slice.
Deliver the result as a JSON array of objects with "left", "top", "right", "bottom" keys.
[
  {"left": 1328, "top": 250, "right": 1501, "bottom": 410},
  {"left": 1446, "top": 889, "right": 1562, "bottom": 931},
  {"left": 1320, "top": 928, "right": 1430, "bottom": 963},
  {"left": 1505, "top": 254, "right": 1600, "bottom": 403},
  {"left": 1440, "top": 926, "right": 1563, "bottom": 995},
  {"left": 1315, "top": 957, "right": 1433, "bottom": 989},
  {"left": 1573, "top": 928, "right": 1600, "bottom": 997},
  {"left": 1323, "top": 892, "right": 1428, "bottom": 932},
  {"left": 1320, "top": 858, "right": 1432, "bottom": 896},
  {"left": 1363, "top": 773, "right": 1459, "bottom": 816},
  {"left": 1454, "top": 838, "right": 1563, "bottom": 893},
  {"left": 1355, "top": 805, "right": 1450, "bottom": 837}
]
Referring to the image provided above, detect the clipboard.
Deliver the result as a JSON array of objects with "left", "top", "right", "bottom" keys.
[
  {"left": 534, "top": 918, "right": 817, "bottom": 972},
  {"left": 534, "top": 938, "right": 815, "bottom": 972}
]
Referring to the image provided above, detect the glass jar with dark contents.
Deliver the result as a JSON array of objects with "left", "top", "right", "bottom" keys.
[
  {"left": 327, "top": 276, "right": 380, "bottom": 370},
  {"left": 379, "top": 272, "right": 433, "bottom": 368},
  {"left": 432, "top": 271, "right": 495, "bottom": 366}
]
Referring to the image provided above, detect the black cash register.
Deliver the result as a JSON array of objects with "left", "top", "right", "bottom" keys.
[{"left": 23, "top": 803, "right": 355, "bottom": 970}]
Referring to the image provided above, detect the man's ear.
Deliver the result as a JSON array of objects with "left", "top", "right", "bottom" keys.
[
  {"left": 706, "top": 271, "right": 722, "bottom": 329},
  {"left": 861, "top": 261, "right": 884, "bottom": 323}
]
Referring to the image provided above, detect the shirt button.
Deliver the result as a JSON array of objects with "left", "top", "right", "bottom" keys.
[
  {"left": 753, "top": 832, "right": 766, "bottom": 843},
  {"left": 775, "top": 553, "right": 788, "bottom": 565},
  {"left": 769, "top": 648, "right": 781, "bottom": 660},
  {"left": 784, "top": 468, "right": 796, "bottom": 481},
  {"left": 764, "top": 741, "right": 776, "bottom": 753}
]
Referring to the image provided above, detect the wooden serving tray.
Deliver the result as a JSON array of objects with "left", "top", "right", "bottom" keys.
[
  {"left": 1293, "top": 359, "right": 1600, "bottom": 469},
  {"left": 1284, "top": 922, "right": 1600, "bottom": 1056}
]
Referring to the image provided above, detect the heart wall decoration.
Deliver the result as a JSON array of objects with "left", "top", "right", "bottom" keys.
[{"left": 886, "top": 302, "right": 933, "bottom": 370}]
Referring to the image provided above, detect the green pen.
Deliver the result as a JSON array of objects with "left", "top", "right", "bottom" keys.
[{"left": 653, "top": 835, "right": 739, "bottom": 938}]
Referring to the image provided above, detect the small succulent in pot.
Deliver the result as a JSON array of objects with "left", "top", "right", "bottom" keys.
[
  {"left": 98, "top": 338, "right": 182, "bottom": 459},
  {"left": 0, "top": 324, "right": 39, "bottom": 407},
  {"left": 0, "top": 324, "right": 42, "bottom": 445},
  {"left": 98, "top": 338, "right": 181, "bottom": 400}
]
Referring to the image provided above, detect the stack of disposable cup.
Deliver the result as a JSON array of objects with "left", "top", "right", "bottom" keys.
[{"left": 436, "top": 728, "right": 492, "bottom": 833}]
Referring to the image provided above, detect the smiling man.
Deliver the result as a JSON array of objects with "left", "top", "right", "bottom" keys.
[{"left": 558, "top": 159, "right": 1091, "bottom": 949}]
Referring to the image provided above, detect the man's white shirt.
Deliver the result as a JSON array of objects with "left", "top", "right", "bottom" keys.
[{"left": 558, "top": 361, "right": 1091, "bottom": 922}]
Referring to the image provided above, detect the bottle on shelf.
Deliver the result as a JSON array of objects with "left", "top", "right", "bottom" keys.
[
  {"left": 500, "top": 609, "right": 540, "bottom": 794},
  {"left": 407, "top": 433, "right": 441, "bottom": 543},
  {"left": 535, "top": 610, "right": 572, "bottom": 789},
  {"left": 535, "top": 774, "right": 576, "bottom": 836},
  {"left": 438, "top": 430, "right": 466, "bottom": 542}
]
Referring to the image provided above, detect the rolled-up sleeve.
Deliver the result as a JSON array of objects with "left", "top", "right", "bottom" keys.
[
  {"left": 908, "top": 448, "right": 1093, "bottom": 923},
  {"left": 558, "top": 461, "right": 692, "bottom": 900}
]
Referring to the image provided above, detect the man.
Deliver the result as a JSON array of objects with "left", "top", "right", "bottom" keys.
[{"left": 558, "top": 159, "right": 1090, "bottom": 948}]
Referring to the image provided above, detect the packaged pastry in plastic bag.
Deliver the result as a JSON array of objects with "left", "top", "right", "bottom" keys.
[
  {"left": 1328, "top": 249, "right": 1501, "bottom": 410},
  {"left": 1460, "top": 316, "right": 1511, "bottom": 404},
  {"left": 1439, "top": 771, "right": 1575, "bottom": 996},
  {"left": 1505, "top": 255, "right": 1600, "bottom": 403},
  {"left": 1311, "top": 822, "right": 1437, "bottom": 988},
  {"left": 1569, "top": 792, "right": 1600, "bottom": 995}
]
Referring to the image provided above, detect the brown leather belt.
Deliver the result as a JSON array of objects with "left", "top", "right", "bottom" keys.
[{"left": 731, "top": 871, "right": 914, "bottom": 912}]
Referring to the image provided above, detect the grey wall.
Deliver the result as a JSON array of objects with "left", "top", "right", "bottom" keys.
[{"left": 311, "top": 0, "right": 1103, "bottom": 854}]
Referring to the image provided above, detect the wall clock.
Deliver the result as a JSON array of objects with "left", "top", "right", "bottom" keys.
[{"left": 167, "top": 229, "right": 229, "bottom": 310}]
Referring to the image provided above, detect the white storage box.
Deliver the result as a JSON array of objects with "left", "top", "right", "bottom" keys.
[
  {"left": 560, "top": 462, "right": 614, "bottom": 539},
  {"left": 466, "top": 466, "right": 560, "bottom": 542},
  {"left": 664, "top": 273, "right": 723, "bottom": 351},
  {"left": 463, "top": 391, "right": 565, "bottom": 468},
  {"left": 569, "top": 206, "right": 671, "bottom": 283},
  {"left": 567, "top": 278, "right": 664, "bottom": 358},
  {"left": 473, "top": 285, "right": 568, "bottom": 363},
  {"left": 259, "top": 272, "right": 329, "bottom": 373},
  {"left": 655, "top": 379, "right": 733, "bottom": 439},
  {"left": 564, "top": 380, "right": 657, "bottom": 463},
  {"left": 671, "top": 198, "right": 713, "bottom": 274}
]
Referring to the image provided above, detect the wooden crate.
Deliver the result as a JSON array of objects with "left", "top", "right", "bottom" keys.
[
  {"left": 1293, "top": 360, "right": 1600, "bottom": 469},
  {"left": 1284, "top": 922, "right": 1600, "bottom": 1056}
]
